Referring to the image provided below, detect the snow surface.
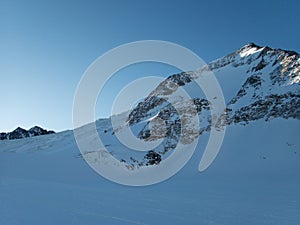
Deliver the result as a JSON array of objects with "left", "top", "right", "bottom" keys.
[
  {"left": 239, "top": 46, "right": 263, "bottom": 58},
  {"left": 0, "top": 118, "right": 299, "bottom": 225}
]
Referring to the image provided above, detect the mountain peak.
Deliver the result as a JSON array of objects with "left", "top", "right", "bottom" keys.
[
  {"left": 238, "top": 43, "right": 264, "bottom": 57},
  {"left": 241, "top": 42, "right": 262, "bottom": 50},
  {"left": 123, "top": 42, "right": 300, "bottom": 168},
  {"left": 14, "top": 127, "right": 27, "bottom": 132},
  {"left": 238, "top": 43, "right": 299, "bottom": 58},
  {"left": 0, "top": 126, "right": 55, "bottom": 140}
]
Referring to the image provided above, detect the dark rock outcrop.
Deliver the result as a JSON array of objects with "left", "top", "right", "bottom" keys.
[{"left": 1, "top": 126, "right": 55, "bottom": 140}]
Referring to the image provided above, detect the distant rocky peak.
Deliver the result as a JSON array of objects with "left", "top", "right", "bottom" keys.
[
  {"left": 0, "top": 126, "right": 55, "bottom": 140},
  {"left": 14, "top": 127, "right": 28, "bottom": 133}
]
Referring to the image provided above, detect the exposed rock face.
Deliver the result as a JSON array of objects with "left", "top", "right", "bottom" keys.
[
  {"left": 28, "top": 126, "right": 55, "bottom": 136},
  {"left": 132, "top": 43, "right": 299, "bottom": 124},
  {"left": 0, "top": 126, "right": 55, "bottom": 140},
  {"left": 115, "top": 43, "right": 300, "bottom": 167}
]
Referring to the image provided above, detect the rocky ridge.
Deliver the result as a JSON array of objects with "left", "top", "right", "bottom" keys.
[
  {"left": 0, "top": 126, "right": 55, "bottom": 140},
  {"left": 114, "top": 43, "right": 300, "bottom": 166}
]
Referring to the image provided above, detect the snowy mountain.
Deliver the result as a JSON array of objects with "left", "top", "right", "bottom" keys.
[
  {"left": 0, "top": 43, "right": 299, "bottom": 225},
  {"left": 0, "top": 126, "right": 55, "bottom": 140},
  {"left": 130, "top": 43, "right": 299, "bottom": 125},
  {"left": 96, "top": 42, "right": 299, "bottom": 167}
]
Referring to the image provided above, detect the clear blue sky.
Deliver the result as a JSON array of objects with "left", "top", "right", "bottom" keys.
[{"left": 1, "top": 0, "right": 300, "bottom": 132}]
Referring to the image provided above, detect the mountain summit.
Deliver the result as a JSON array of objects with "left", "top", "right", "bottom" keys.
[
  {"left": 0, "top": 126, "right": 55, "bottom": 140},
  {"left": 111, "top": 43, "right": 299, "bottom": 167}
]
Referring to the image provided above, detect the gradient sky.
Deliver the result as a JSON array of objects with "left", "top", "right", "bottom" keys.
[{"left": 1, "top": 0, "right": 300, "bottom": 132}]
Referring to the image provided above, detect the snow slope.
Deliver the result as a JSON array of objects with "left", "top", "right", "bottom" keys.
[
  {"left": 0, "top": 43, "right": 299, "bottom": 225},
  {"left": 0, "top": 118, "right": 299, "bottom": 225}
]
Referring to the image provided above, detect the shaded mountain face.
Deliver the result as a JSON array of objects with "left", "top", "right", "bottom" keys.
[
  {"left": 0, "top": 126, "right": 55, "bottom": 140},
  {"left": 115, "top": 43, "right": 299, "bottom": 166}
]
